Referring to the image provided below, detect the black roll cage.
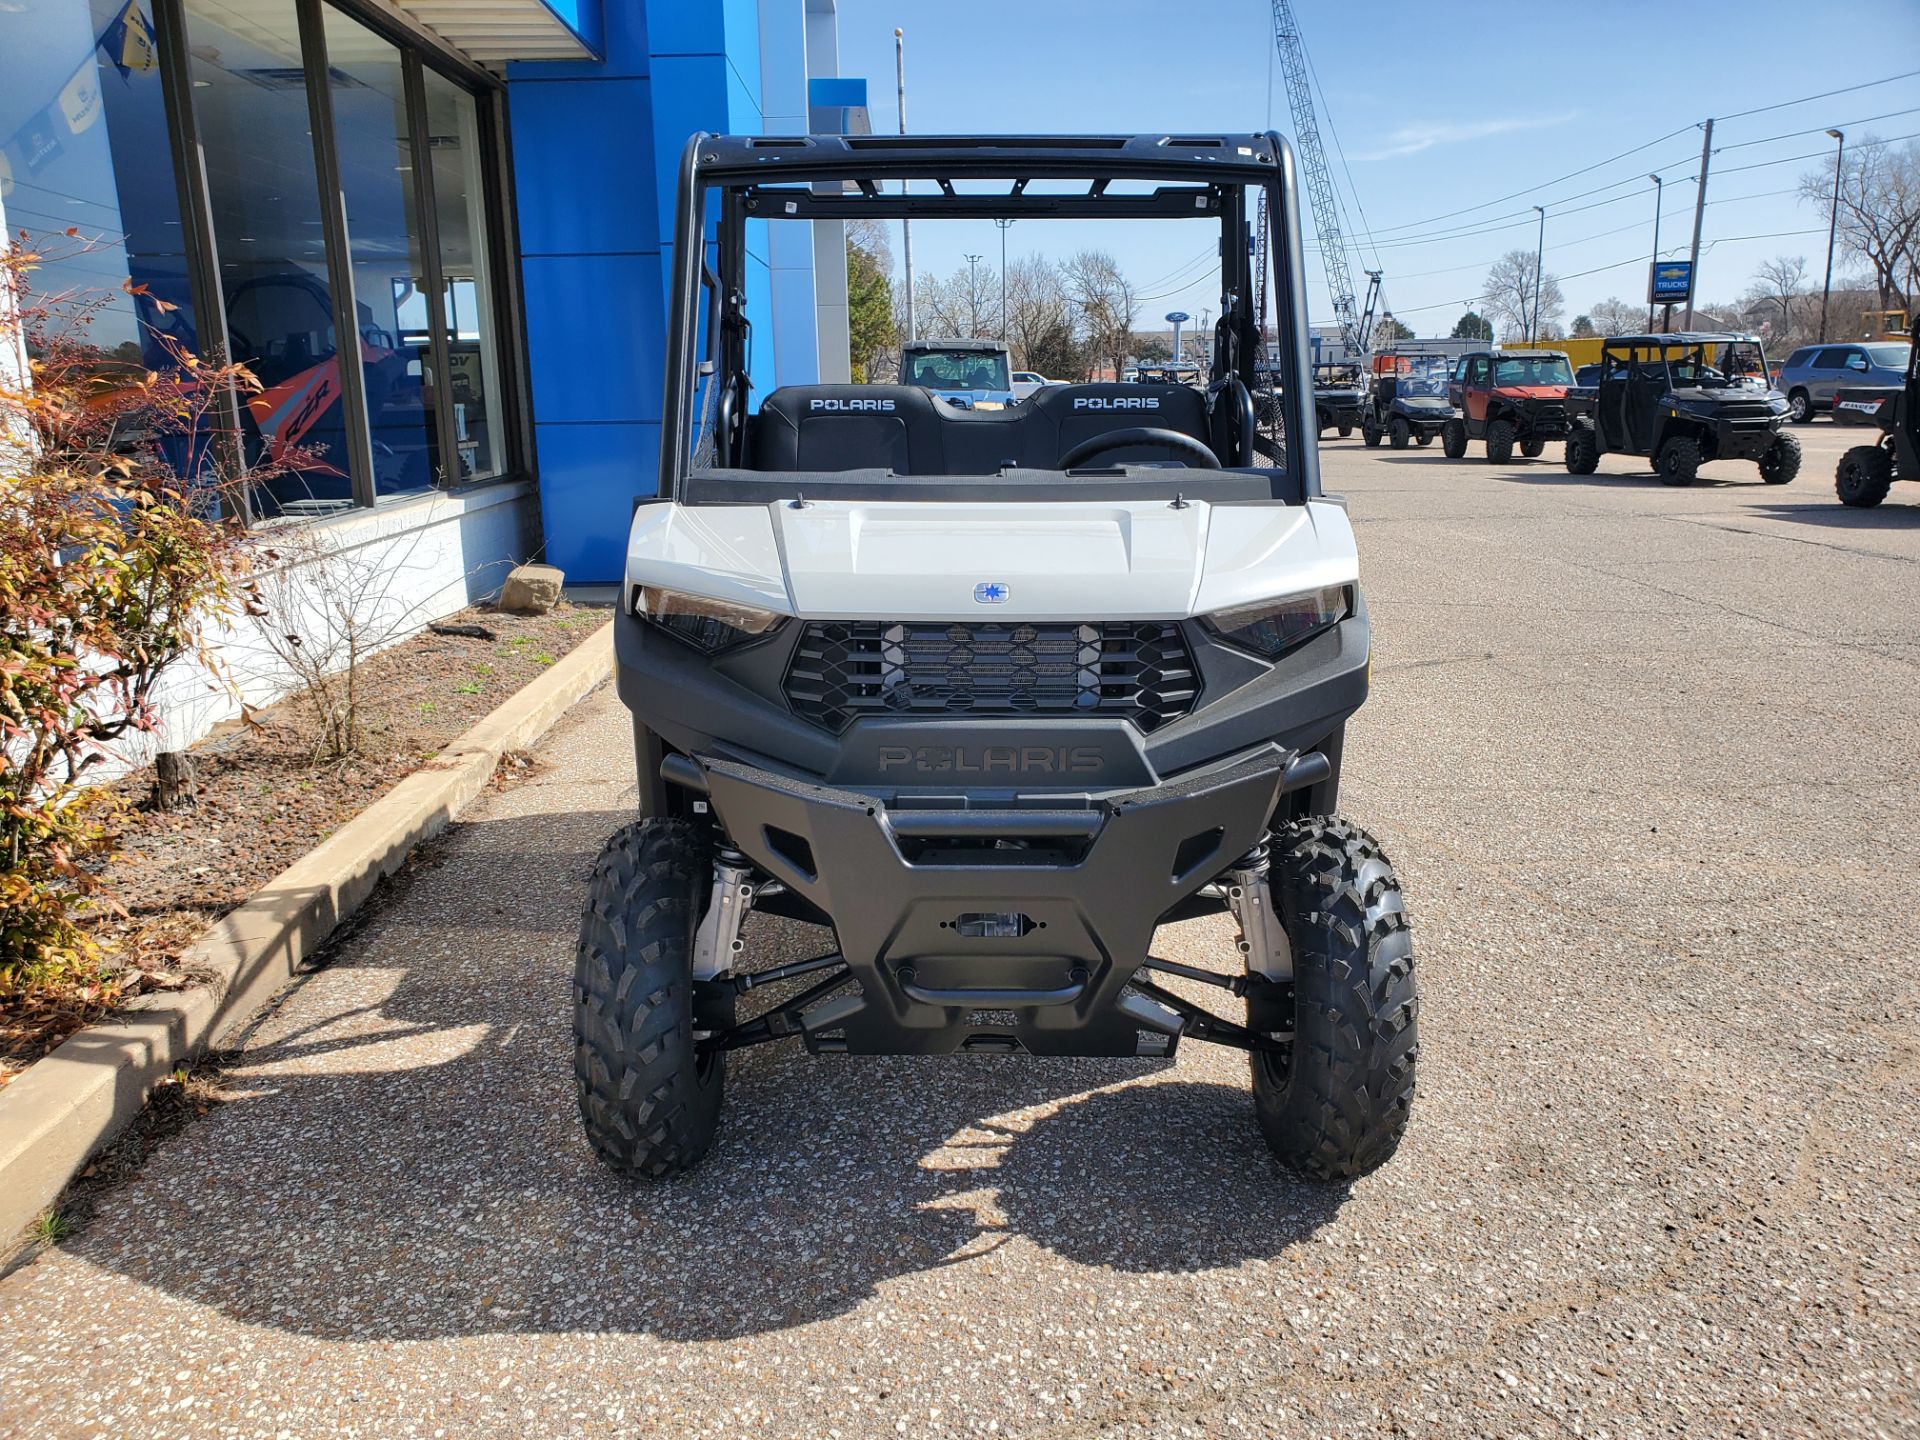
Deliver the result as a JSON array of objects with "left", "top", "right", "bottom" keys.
[
  {"left": 1597, "top": 332, "right": 1770, "bottom": 388},
  {"left": 657, "top": 132, "right": 1323, "bottom": 502}
]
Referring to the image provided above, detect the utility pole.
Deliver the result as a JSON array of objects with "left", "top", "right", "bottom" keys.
[
  {"left": 1531, "top": 205, "right": 1545, "bottom": 344},
  {"left": 1683, "top": 118, "right": 1713, "bottom": 330},
  {"left": 994, "top": 218, "right": 1014, "bottom": 340},
  {"left": 895, "top": 29, "right": 914, "bottom": 341},
  {"left": 1646, "top": 174, "right": 1663, "bottom": 332},
  {"left": 963, "top": 253, "right": 983, "bottom": 335},
  {"left": 1819, "top": 128, "right": 1845, "bottom": 343}
]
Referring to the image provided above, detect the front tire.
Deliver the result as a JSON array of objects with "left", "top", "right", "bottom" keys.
[
  {"left": 574, "top": 818, "right": 732, "bottom": 1177},
  {"left": 1787, "top": 389, "right": 1813, "bottom": 424},
  {"left": 1520, "top": 434, "right": 1546, "bottom": 459},
  {"left": 1657, "top": 435, "right": 1702, "bottom": 486},
  {"left": 1337, "top": 422, "right": 1354, "bottom": 439},
  {"left": 1441, "top": 419, "right": 1467, "bottom": 458},
  {"left": 1758, "top": 429, "right": 1801, "bottom": 485},
  {"left": 1416, "top": 431, "right": 1433, "bottom": 446},
  {"left": 1835, "top": 444, "right": 1895, "bottom": 507},
  {"left": 1485, "top": 417, "right": 1516, "bottom": 464},
  {"left": 1565, "top": 417, "right": 1600, "bottom": 474},
  {"left": 1362, "top": 420, "right": 1382, "bottom": 448},
  {"left": 1250, "top": 819, "right": 1418, "bottom": 1181},
  {"left": 1389, "top": 415, "right": 1410, "bottom": 449}
]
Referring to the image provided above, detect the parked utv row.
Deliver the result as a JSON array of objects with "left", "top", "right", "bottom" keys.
[{"left": 1345, "top": 335, "right": 1805, "bottom": 489}]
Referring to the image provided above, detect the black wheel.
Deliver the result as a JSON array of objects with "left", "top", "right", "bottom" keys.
[
  {"left": 574, "top": 818, "right": 733, "bottom": 1177},
  {"left": 1484, "top": 417, "right": 1516, "bottom": 464},
  {"left": 1787, "top": 389, "right": 1813, "bottom": 424},
  {"left": 1440, "top": 418, "right": 1467, "bottom": 459},
  {"left": 1415, "top": 432, "right": 1433, "bottom": 446},
  {"left": 1337, "top": 422, "right": 1354, "bottom": 439},
  {"left": 1656, "top": 434, "right": 1702, "bottom": 486},
  {"left": 1389, "top": 415, "right": 1410, "bottom": 449},
  {"left": 1249, "top": 818, "right": 1418, "bottom": 1182},
  {"left": 1362, "top": 420, "right": 1382, "bottom": 448},
  {"left": 1758, "top": 429, "right": 1801, "bottom": 485},
  {"left": 1835, "top": 444, "right": 1895, "bottom": 507},
  {"left": 1565, "top": 417, "right": 1600, "bottom": 475},
  {"left": 1520, "top": 435, "right": 1546, "bottom": 459}
]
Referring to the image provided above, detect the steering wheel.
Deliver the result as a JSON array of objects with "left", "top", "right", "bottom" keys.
[{"left": 1058, "top": 427, "right": 1221, "bottom": 471}]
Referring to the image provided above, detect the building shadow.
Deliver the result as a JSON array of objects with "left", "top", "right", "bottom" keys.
[{"left": 57, "top": 806, "right": 1349, "bottom": 1345}]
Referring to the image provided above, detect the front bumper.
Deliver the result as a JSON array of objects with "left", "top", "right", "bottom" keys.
[
  {"left": 1714, "top": 420, "right": 1785, "bottom": 461},
  {"left": 680, "top": 744, "right": 1310, "bottom": 1056}
]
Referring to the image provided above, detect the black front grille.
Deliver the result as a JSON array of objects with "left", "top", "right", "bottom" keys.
[{"left": 784, "top": 620, "right": 1200, "bottom": 734}]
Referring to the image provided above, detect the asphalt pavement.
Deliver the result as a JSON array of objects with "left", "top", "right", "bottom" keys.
[{"left": 1, "top": 418, "right": 1915, "bottom": 1439}]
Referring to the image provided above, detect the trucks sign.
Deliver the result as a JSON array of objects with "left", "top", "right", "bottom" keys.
[{"left": 1648, "top": 261, "right": 1693, "bottom": 306}]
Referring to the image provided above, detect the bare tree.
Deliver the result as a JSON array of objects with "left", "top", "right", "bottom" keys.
[
  {"left": 1799, "top": 136, "right": 1920, "bottom": 312},
  {"left": 248, "top": 523, "right": 480, "bottom": 763},
  {"left": 1588, "top": 296, "right": 1644, "bottom": 337},
  {"left": 1742, "top": 255, "right": 1810, "bottom": 345},
  {"left": 918, "top": 260, "right": 996, "bottom": 340},
  {"left": 1481, "top": 250, "right": 1564, "bottom": 342},
  {"left": 1062, "top": 250, "right": 1137, "bottom": 379},
  {"left": 1002, "top": 254, "right": 1078, "bottom": 375}
]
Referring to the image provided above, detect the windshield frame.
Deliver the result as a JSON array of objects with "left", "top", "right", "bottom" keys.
[
  {"left": 1492, "top": 355, "right": 1572, "bottom": 387},
  {"left": 659, "top": 132, "right": 1321, "bottom": 504},
  {"left": 907, "top": 351, "right": 1012, "bottom": 392}
]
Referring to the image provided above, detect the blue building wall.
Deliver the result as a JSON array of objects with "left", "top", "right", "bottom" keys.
[{"left": 508, "top": 0, "right": 794, "bottom": 582}]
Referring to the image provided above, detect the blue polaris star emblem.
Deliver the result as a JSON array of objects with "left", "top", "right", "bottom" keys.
[{"left": 973, "top": 582, "right": 1009, "bottom": 604}]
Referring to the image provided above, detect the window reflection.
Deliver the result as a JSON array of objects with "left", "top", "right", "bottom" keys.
[
  {"left": 183, "top": 0, "right": 351, "bottom": 515},
  {"left": 0, "top": 0, "right": 193, "bottom": 364},
  {"left": 422, "top": 69, "right": 503, "bottom": 480},
  {"left": 322, "top": 4, "right": 440, "bottom": 500}
]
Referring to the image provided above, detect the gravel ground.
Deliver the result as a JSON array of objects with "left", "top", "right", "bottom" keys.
[{"left": 2, "top": 422, "right": 1916, "bottom": 1439}]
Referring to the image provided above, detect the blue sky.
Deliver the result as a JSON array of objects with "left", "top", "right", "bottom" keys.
[{"left": 833, "top": 0, "right": 1920, "bottom": 336}]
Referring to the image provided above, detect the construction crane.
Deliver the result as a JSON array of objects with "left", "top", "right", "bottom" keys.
[{"left": 1265, "top": 0, "right": 1381, "bottom": 358}]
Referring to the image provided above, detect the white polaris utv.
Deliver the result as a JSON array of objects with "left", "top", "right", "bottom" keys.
[{"left": 576, "top": 132, "right": 1417, "bottom": 1182}]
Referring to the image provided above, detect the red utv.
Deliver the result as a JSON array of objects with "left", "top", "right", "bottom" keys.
[{"left": 1441, "top": 349, "right": 1574, "bottom": 463}]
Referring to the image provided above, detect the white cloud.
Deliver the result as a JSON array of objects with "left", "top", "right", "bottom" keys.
[{"left": 1354, "top": 112, "right": 1578, "bottom": 161}]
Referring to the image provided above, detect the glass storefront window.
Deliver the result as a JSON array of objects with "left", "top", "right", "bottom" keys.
[
  {"left": 183, "top": 0, "right": 350, "bottom": 515},
  {"left": 322, "top": 4, "right": 441, "bottom": 500},
  {"left": 421, "top": 69, "right": 504, "bottom": 482},
  {"left": 0, "top": 0, "right": 194, "bottom": 366},
  {"left": 7, "top": 0, "right": 515, "bottom": 519}
]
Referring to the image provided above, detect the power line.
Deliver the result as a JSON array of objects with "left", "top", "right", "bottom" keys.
[
  {"left": 1717, "top": 104, "right": 1920, "bottom": 152},
  {"left": 1366, "top": 67, "right": 1920, "bottom": 240},
  {"left": 1715, "top": 68, "right": 1920, "bottom": 122}
]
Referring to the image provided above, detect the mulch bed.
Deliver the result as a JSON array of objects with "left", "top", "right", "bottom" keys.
[{"left": 0, "top": 601, "right": 602, "bottom": 1085}]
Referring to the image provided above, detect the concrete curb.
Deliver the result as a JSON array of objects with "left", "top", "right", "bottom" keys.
[{"left": 0, "top": 621, "right": 615, "bottom": 1242}]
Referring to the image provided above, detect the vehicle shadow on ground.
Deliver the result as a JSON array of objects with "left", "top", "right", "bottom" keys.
[
  {"left": 1745, "top": 500, "right": 1920, "bottom": 528},
  {"left": 62, "top": 806, "right": 1348, "bottom": 1345}
]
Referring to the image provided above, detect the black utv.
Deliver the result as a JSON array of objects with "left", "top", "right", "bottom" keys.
[
  {"left": 1832, "top": 317, "right": 1918, "bottom": 507},
  {"left": 1564, "top": 333, "right": 1800, "bottom": 486},
  {"left": 1361, "top": 354, "right": 1459, "bottom": 448},
  {"left": 1440, "top": 350, "right": 1573, "bottom": 462},
  {"left": 1312, "top": 361, "right": 1366, "bottom": 438}
]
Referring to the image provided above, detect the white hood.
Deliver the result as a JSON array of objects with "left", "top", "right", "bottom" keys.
[{"left": 624, "top": 499, "right": 1358, "bottom": 622}]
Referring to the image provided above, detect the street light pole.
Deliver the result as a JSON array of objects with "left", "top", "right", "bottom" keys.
[
  {"left": 1646, "top": 174, "right": 1663, "bottom": 332},
  {"left": 963, "top": 253, "right": 983, "bottom": 335},
  {"left": 895, "top": 28, "right": 914, "bottom": 342},
  {"left": 1819, "top": 128, "right": 1845, "bottom": 343},
  {"left": 1531, "top": 205, "right": 1546, "bottom": 344},
  {"left": 994, "top": 218, "right": 1014, "bottom": 341}
]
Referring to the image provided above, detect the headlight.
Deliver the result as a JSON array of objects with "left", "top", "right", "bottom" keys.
[
  {"left": 1203, "top": 585, "right": 1351, "bottom": 658},
  {"left": 633, "top": 585, "right": 787, "bottom": 653},
  {"left": 1768, "top": 396, "right": 1789, "bottom": 413}
]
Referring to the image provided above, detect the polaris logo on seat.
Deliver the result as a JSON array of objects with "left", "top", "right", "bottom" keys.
[
  {"left": 810, "top": 397, "right": 897, "bottom": 412},
  {"left": 1072, "top": 396, "right": 1160, "bottom": 411}
]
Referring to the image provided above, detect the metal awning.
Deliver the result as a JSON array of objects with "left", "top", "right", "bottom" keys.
[{"left": 389, "top": 0, "right": 602, "bottom": 63}]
